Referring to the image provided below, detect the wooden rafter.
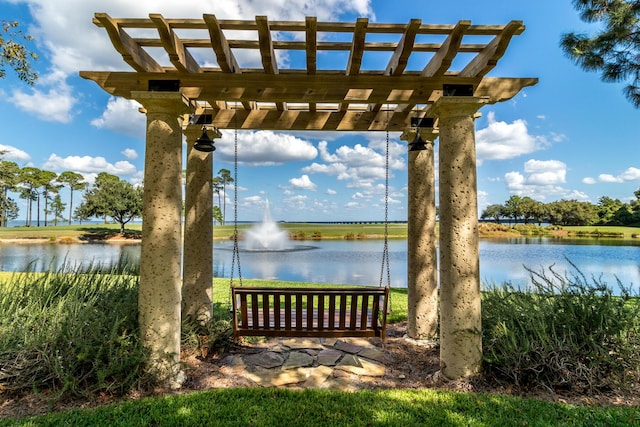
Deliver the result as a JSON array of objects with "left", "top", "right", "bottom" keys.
[
  {"left": 150, "top": 14, "right": 201, "bottom": 73},
  {"left": 83, "top": 14, "right": 537, "bottom": 131}
]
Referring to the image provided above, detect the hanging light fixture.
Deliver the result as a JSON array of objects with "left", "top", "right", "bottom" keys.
[
  {"left": 408, "top": 110, "right": 433, "bottom": 152},
  {"left": 409, "top": 132, "right": 428, "bottom": 151},
  {"left": 194, "top": 126, "right": 216, "bottom": 152}
]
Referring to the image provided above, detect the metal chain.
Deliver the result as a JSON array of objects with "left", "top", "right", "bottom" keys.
[
  {"left": 230, "top": 101, "right": 243, "bottom": 287},
  {"left": 379, "top": 106, "right": 391, "bottom": 289}
]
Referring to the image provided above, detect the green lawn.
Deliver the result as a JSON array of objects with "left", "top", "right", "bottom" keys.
[{"left": 3, "top": 387, "right": 639, "bottom": 426}]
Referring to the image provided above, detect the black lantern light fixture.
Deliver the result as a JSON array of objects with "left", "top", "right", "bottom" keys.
[
  {"left": 190, "top": 111, "right": 216, "bottom": 152},
  {"left": 408, "top": 114, "right": 434, "bottom": 152},
  {"left": 194, "top": 126, "right": 216, "bottom": 152}
]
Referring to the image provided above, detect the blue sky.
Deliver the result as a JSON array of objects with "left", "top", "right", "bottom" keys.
[{"left": 0, "top": 0, "right": 638, "bottom": 222}]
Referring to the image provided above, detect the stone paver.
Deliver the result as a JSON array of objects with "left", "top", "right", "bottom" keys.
[
  {"left": 281, "top": 338, "right": 324, "bottom": 350},
  {"left": 335, "top": 355, "right": 385, "bottom": 377},
  {"left": 303, "top": 365, "right": 333, "bottom": 388},
  {"left": 244, "top": 351, "right": 285, "bottom": 369},
  {"left": 333, "top": 340, "right": 364, "bottom": 354},
  {"left": 317, "top": 349, "right": 342, "bottom": 366},
  {"left": 227, "top": 336, "right": 389, "bottom": 389},
  {"left": 357, "top": 347, "right": 387, "bottom": 363},
  {"left": 283, "top": 351, "right": 314, "bottom": 369},
  {"left": 244, "top": 368, "right": 309, "bottom": 387}
]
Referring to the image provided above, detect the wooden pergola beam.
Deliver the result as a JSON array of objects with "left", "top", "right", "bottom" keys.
[
  {"left": 150, "top": 14, "right": 201, "bottom": 74},
  {"left": 460, "top": 20, "right": 523, "bottom": 78},
  {"left": 94, "top": 13, "right": 163, "bottom": 73}
]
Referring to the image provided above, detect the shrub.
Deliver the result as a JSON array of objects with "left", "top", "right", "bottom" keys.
[
  {"left": 482, "top": 260, "right": 640, "bottom": 392},
  {"left": 344, "top": 233, "right": 355, "bottom": 240},
  {"left": 0, "top": 263, "right": 152, "bottom": 398},
  {"left": 311, "top": 230, "right": 322, "bottom": 240}
]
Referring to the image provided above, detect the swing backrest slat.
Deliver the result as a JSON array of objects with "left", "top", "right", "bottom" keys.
[{"left": 232, "top": 286, "right": 389, "bottom": 341}]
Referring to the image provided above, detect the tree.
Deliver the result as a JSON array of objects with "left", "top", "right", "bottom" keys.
[
  {"left": 480, "top": 204, "right": 504, "bottom": 223},
  {"left": 47, "top": 194, "right": 66, "bottom": 226},
  {"left": 18, "top": 166, "right": 42, "bottom": 226},
  {"left": 217, "top": 168, "right": 233, "bottom": 224},
  {"left": 57, "top": 171, "right": 87, "bottom": 225},
  {"left": 77, "top": 173, "right": 143, "bottom": 235},
  {"left": 212, "top": 176, "right": 223, "bottom": 210},
  {"left": 0, "top": 20, "right": 38, "bottom": 84},
  {"left": 0, "top": 160, "right": 20, "bottom": 226},
  {"left": 597, "top": 196, "right": 625, "bottom": 224},
  {"left": 561, "top": 1, "right": 640, "bottom": 107},
  {"left": 38, "top": 170, "right": 58, "bottom": 227},
  {"left": 213, "top": 205, "right": 223, "bottom": 225},
  {"left": 503, "top": 195, "right": 524, "bottom": 224}
]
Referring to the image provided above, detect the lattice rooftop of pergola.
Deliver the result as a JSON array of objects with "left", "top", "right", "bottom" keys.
[{"left": 80, "top": 14, "right": 537, "bottom": 131}]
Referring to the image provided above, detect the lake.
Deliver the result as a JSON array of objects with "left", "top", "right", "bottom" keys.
[{"left": 0, "top": 238, "right": 638, "bottom": 291}]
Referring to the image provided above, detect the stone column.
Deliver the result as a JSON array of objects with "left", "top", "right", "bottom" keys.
[
  {"left": 132, "top": 91, "right": 189, "bottom": 383},
  {"left": 431, "top": 96, "right": 488, "bottom": 380},
  {"left": 182, "top": 125, "right": 220, "bottom": 323},
  {"left": 406, "top": 128, "right": 439, "bottom": 340}
]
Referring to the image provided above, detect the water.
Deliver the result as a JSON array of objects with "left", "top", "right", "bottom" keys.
[
  {"left": 243, "top": 200, "right": 291, "bottom": 251},
  {"left": 0, "top": 238, "right": 638, "bottom": 291}
]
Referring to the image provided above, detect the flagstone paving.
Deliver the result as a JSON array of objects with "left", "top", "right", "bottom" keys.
[{"left": 219, "top": 337, "right": 392, "bottom": 390}]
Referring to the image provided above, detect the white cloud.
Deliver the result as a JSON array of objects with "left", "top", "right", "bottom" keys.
[
  {"left": 326, "top": 188, "right": 337, "bottom": 195},
  {"left": 593, "top": 167, "right": 640, "bottom": 183},
  {"left": 216, "top": 131, "right": 317, "bottom": 165},
  {"left": 0, "top": 145, "right": 31, "bottom": 162},
  {"left": 307, "top": 139, "right": 405, "bottom": 188},
  {"left": 91, "top": 97, "right": 145, "bottom": 138},
  {"left": 476, "top": 112, "right": 558, "bottom": 164},
  {"left": 523, "top": 159, "right": 566, "bottom": 185},
  {"left": 121, "top": 148, "right": 138, "bottom": 159},
  {"left": 582, "top": 177, "right": 596, "bottom": 184},
  {"left": 504, "top": 159, "right": 587, "bottom": 201},
  {"left": 43, "top": 153, "right": 137, "bottom": 175},
  {"left": 10, "top": 83, "right": 76, "bottom": 123},
  {"left": 289, "top": 174, "right": 317, "bottom": 191}
]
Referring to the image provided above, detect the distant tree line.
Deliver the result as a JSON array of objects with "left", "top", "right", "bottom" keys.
[
  {"left": 0, "top": 161, "right": 143, "bottom": 234},
  {"left": 481, "top": 190, "right": 640, "bottom": 227}
]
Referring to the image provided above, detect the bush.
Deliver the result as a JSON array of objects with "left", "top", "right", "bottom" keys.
[
  {"left": 0, "top": 262, "right": 151, "bottom": 398},
  {"left": 482, "top": 260, "right": 640, "bottom": 392}
]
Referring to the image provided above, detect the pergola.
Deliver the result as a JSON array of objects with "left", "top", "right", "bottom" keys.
[{"left": 81, "top": 13, "right": 537, "bottom": 384}]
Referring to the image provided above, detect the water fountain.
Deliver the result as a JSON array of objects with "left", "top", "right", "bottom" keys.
[
  {"left": 244, "top": 200, "right": 290, "bottom": 250},
  {"left": 240, "top": 200, "right": 317, "bottom": 252}
]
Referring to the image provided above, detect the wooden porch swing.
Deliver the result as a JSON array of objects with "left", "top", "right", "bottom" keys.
[{"left": 229, "top": 108, "right": 392, "bottom": 341}]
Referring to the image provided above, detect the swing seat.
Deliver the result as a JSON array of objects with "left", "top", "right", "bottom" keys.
[{"left": 232, "top": 286, "right": 389, "bottom": 341}]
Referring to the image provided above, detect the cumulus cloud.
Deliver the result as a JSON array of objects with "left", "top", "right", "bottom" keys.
[
  {"left": 476, "top": 112, "right": 559, "bottom": 164},
  {"left": 0, "top": 145, "right": 31, "bottom": 162},
  {"left": 43, "top": 153, "right": 137, "bottom": 175},
  {"left": 504, "top": 159, "right": 588, "bottom": 201},
  {"left": 91, "top": 98, "right": 145, "bottom": 138},
  {"left": 305, "top": 138, "right": 405, "bottom": 188},
  {"left": 582, "top": 167, "right": 640, "bottom": 184},
  {"left": 10, "top": 83, "right": 76, "bottom": 123},
  {"left": 215, "top": 131, "right": 317, "bottom": 165},
  {"left": 121, "top": 148, "right": 138, "bottom": 159},
  {"left": 289, "top": 174, "right": 317, "bottom": 191},
  {"left": 326, "top": 188, "right": 337, "bottom": 195}
]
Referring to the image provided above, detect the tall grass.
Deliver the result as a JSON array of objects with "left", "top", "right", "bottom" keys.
[
  {"left": 0, "top": 263, "right": 150, "bottom": 398},
  {"left": 482, "top": 260, "right": 640, "bottom": 391}
]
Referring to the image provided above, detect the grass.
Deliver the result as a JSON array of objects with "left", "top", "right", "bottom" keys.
[{"left": 3, "top": 388, "right": 639, "bottom": 426}]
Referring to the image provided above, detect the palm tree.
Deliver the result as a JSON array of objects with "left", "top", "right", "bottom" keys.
[{"left": 18, "top": 166, "right": 41, "bottom": 226}]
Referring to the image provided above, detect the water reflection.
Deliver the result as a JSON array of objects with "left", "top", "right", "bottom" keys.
[{"left": 0, "top": 238, "right": 638, "bottom": 291}]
